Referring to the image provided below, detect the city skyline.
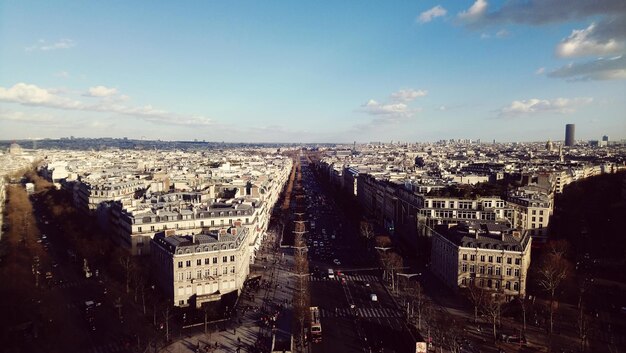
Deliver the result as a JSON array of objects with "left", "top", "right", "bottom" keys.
[{"left": 1, "top": 1, "right": 625, "bottom": 143}]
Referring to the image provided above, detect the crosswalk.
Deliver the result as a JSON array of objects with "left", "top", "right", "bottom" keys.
[
  {"left": 309, "top": 274, "right": 379, "bottom": 282},
  {"left": 54, "top": 279, "right": 89, "bottom": 289},
  {"left": 82, "top": 342, "right": 124, "bottom": 353},
  {"left": 320, "top": 307, "right": 401, "bottom": 318}
]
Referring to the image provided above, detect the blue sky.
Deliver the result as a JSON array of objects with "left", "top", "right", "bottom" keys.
[{"left": 1, "top": 1, "right": 625, "bottom": 143}]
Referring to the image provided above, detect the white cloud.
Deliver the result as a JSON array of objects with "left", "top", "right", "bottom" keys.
[
  {"left": 390, "top": 89, "right": 428, "bottom": 102},
  {"left": 0, "top": 83, "right": 82, "bottom": 109},
  {"left": 418, "top": 5, "right": 447, "bottom": 23},
  {"left": 458, "top": 0, "right": 488, "bottom": 22},
  {"left": 548, "top": 55, "right": 626, "bottom": 80},
  {"left": 0, "top": 82, "right": 213, "bottom": 126},
  {"left": 496, "top": 29, "right": 509, "bottom": 38},
  {"left": 362, "top": 99, "right": 410, "bottom": 116},
  {"left": 85, "top": 85, "right": 118, "bottom": 97},
  {"left": 0, "top": 109, "right": 56, "bottom": 124},
  {"left": 498, "top": 97, "right": 593, "bottom": 118},
  {"left": 535, "top": 67, "right": 546, "bottom": 75},
  {"left": 26, "top": 38, "right": 76, "bottom": 52},
  {"left": 556, "top": 23, "right": 624, "bottom": 58}
]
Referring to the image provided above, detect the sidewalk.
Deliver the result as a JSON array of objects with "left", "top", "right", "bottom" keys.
[{"left": 161, "top": 230, "right": 297, "bottom": 353}]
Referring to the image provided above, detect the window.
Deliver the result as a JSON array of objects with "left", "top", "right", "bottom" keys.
[
  {"left": 470, "top": 265, "right": 475, "bottom": 273},
  {"left": 178, "top": 261, "right": 183, "bottom": 268},
  {"left": 488, "top": 256, "right": 493, "bottom": 263},
  {"left": 222, "top": 256, "right": 228, "bottom": 263},
  {"left": 462, "top": 254, "right": 467, "bottom": 260},
  {"left": 462, "top": 264, "right": 468, "bottom": 272},
  {"left": 197, "top": 259, "right": 202, "bottom": 266},
  {"left": 204, "top": 269, "right": 210, "bottom": 278},
  {"left": 496, "top": 267, "right": 501, "bottom": 275},
  {"left": 186, "top": 260, "right": 191, "bottom": 267},
  {"left": 178, "top": 272, "right": 183, "bottom": 281},
  {"left": 205, "top": 258, "right": 210, "bottom": 265},
  {"left": 211, "top": 220, "right": 215, "bottom": 226},
  {"left": 213, "top": 257, "right": 218, "bottom": 264},
  {"left": 223, "top": 267, "right": 228, "bottom": 275},
  {"left": 179, "top": 300, "right": 185, "bottom": 306},
  {"left": 150, "top": 225, "right": 155, "bottom": 231},
  {"left": 470, "top": 254, "right": 476, "bottom": 261},
  {"left": 532, "top": 210, "right": 536, "bottom": 215},
  {"left": 539, "top": 210, "right": 544, "bottom": 215},
  {"left": 513, "top": 282, "right": 519, "bottom": 291},
  {"left": 230, "top": 255, "right": 235, "bottom": 262},
  {"left": 479, "top": 279, "right": 485, "bottom": 287},
  {"left": 514, "top": 269, "right": 520, "bottom": 276},
  {"left": 505, "top": 281, "right": 511, "bottom": 290},
  {"left": 138, "top": 226, "right": 142, "bottom": 232},
  {"left": 487, "top": 266, "right": 493, "bottom": 275},
  {"left": 532, "top": 217, "right": 536, "bottom": 222},
  {"left": 496, "top": 257, "right": 502, "bottom": 264},
  {"left": 461, "top": 278, "right": 467, "bottom": 285},
  {"left": 230, "top": 266, "right": 235, "bottom": 274},
  {"left": 506, "top": 268, "right": 512, "bottom": 276},
  {"left": 515, "top": 258, "right": 521, "bottom": 265},
  {"left": 480, "top": 255, "right": 485, "bottom": 262},
  {"left": 479, "top": 266, "right": 485, "bottom": 274},
  {"left": 186, "top": 271, "right": 192, "bottom": 280},
  {"left": 196, "top": 270, "right": 202, "bottom": 279},
  {"left": 495, "top": 280, "right": 501, "bottom": 289},
  {"left": 213, "top": 268, "right": 218, "bottom": 276},
  {"left": 507, "top": 258, "right": 512, "bottom": 264},
  {"left": 539, "top": 217, "right": 543, "bottom": 223}
]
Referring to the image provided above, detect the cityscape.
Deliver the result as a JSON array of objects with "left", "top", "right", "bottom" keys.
[{"left": 1, "top": 2, "right": 626, "bottom": 353}]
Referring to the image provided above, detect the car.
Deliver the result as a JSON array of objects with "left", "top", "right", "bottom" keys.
[
  {"left": 370, "top": 294, "right": 378, "bottom": 302},
  {"left": 333, "top": 259, "right": 341, "bottom": 265}
]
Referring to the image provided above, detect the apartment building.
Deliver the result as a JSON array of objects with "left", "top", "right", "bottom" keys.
[
  {"left": 430, "top": 221, "right": 531, "bottom": 299},
  {"left": 507, "top": 190, "right": 552, "bottom": 240},
  {"left": 74, "top": 179, "right": 147, "bottom": 212},
  {"left": 418, "top": 195, "right": 511, "bottom": 230},
  {"left": 150, "top": 226, "right": 250, "bottom": 307},
  {"left": 114, "top": 199, "right": 259, "bottom": 256}
]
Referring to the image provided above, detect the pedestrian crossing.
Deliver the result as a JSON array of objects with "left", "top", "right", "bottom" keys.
[
  {"left": 319, "top": 307, "right": 402, "bottom": 318},
  {"left": 309, "top": 274, "right": 379, "bottom": 282},
  {"left": 82, "top": 342, "right": 124, "bottom": 353}
]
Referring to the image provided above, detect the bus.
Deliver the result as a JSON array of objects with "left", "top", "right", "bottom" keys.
[{"left": 310, "top": 306, "right": 322, "bottom": 343}]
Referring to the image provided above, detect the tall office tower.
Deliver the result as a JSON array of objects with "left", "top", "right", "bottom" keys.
[
  {"left": 565, "top": 124, "right": 575, "bottom": 146},
  {"left": 602, "top": 135, "right": 609, "bottom": 142}
]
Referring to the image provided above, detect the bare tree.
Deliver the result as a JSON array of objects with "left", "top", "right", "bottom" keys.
[
  {"left": 482, "top": 292, "right": 506, "bottom": 342},
  {"left": 360, "top": 221, "right": 375, "bottom": 243},
  {"left": 406, "top": 281, "right": 428, "bottom": 330},
  {"left": 464, "top": 280, "right": 486, "bottom": 323},
  {"left": 517, "top": 295, "right": 530, "bottom": 334},
  {"left": 119, "top": 256, "right": 134, "bottom": 294},
  {"left": 536, "top": 246, "right": 571, "bottom": 334}
]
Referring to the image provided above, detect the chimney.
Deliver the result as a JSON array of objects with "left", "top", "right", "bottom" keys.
[{"left": 192, "top": 233, "right": 196, "bottom": 244}]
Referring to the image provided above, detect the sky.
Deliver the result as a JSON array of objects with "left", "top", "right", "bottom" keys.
[{"left": 1, "top": 1, "right": 625, "bottom": 143}]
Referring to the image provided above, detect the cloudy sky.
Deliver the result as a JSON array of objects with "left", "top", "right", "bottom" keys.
[{"left": 1, "top": 1, "right": 624, "bottom": 143}]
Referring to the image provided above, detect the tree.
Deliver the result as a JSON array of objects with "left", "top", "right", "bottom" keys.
[
  {"left": 406, "top": 281, "right": 428, "bottom": 330},
  {"left": 482, "top": 292, "right": 506, "bottom": 342},
  {"left": 536, "top": 243, "right": 571, "bottom": 334},
  {"left": 361, "top": 221, "right": 375, "bottom": 243},
  {"left": 465, "top": 280, "right": 486, "bottom": 323},
  {"left": 119, "top": 255, "right": 134, "bottom": 294},
  {"left": 517, "top": 295, "right": 530, "bottom": 334}
]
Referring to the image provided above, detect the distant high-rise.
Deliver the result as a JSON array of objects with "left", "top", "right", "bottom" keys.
[
  {"left": 565, "top": 124, "right": 575, "bottom": 146},
  {"left": 602, "top": 135, "right": 609, "bottom": 142}
]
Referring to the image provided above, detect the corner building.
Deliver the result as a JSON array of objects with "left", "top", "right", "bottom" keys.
[
  {"left": 151, "top": 226, "right": 250, "bottom": 307},
  {"left": 431, "top": 221, "right": 531, "bottom": 299}
]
